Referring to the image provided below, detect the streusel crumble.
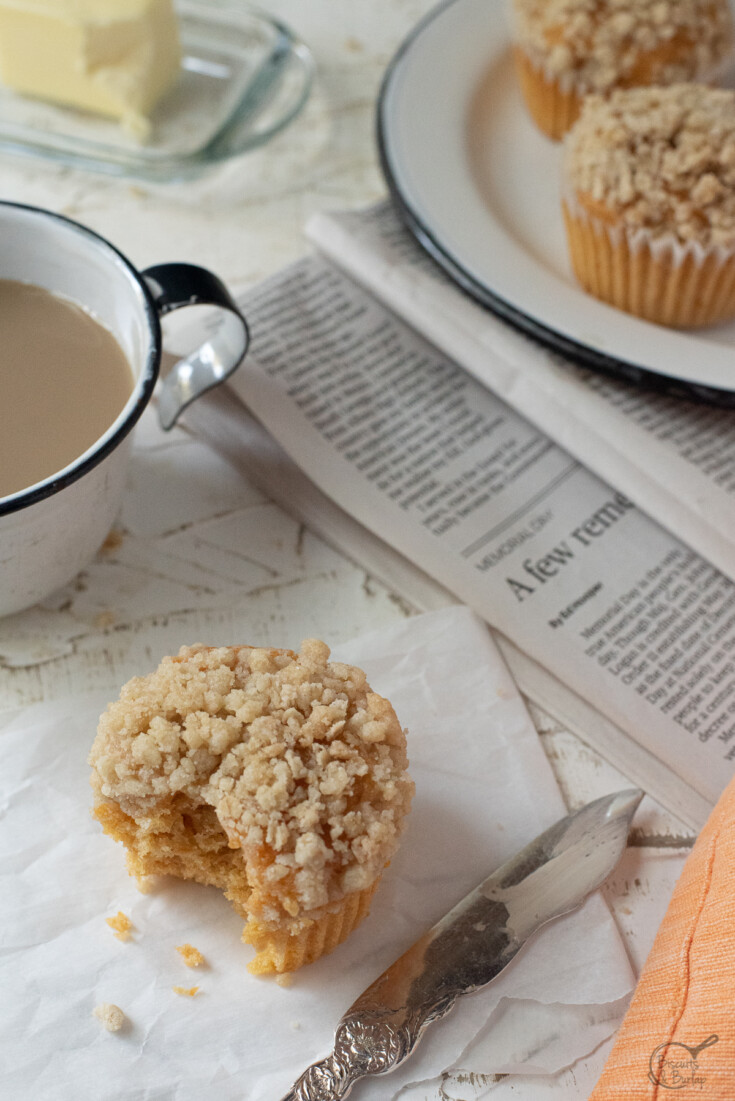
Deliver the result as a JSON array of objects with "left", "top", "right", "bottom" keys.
[
  {"left": 564, "top": 84, "right": 735, "bottom": 247},
  {"left": 90, "top": 641, "right": 413, "bottom": 974},
  {"left": 511, "top": 0, "right": 734, "bottom": 139}
]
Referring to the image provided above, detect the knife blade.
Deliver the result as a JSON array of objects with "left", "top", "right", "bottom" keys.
[{"left": 280, "top": 787, "right": 642, "bottom": 1101}]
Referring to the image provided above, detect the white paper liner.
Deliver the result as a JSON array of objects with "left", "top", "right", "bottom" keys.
[{"left": 562, "top": 187, "right": 735, "bottom": 265}]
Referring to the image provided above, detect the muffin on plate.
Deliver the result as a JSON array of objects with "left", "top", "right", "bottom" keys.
[
  {"left": 89, "top": 641, "right": 414, "bottom": 975},
  {"left": 510, "top": 0, "right": 734, "bottom": 140},
  {"left": 562, "top": 83, "right": 735, "bottom": 328}
]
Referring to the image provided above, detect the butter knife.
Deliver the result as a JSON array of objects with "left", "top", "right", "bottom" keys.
[{"left": 280, "top": 787, "right": 642, "bottom": 1101}]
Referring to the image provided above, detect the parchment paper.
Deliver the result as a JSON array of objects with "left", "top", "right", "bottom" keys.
[{"left": 0, "top": 606, "right": 634, "bottom": 1100}]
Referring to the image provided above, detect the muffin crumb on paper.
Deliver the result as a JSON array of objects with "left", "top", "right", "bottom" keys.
[
  {"left": 176, "top": 943, "right": 205, "bottom": 968},
  {"left": 93, "top": 1003, "right": 126, "bottom": 1032},
  {"left": 105, "top": 911, "right": 133, "bottom": 942},
  {"left": 173, "top": 985, "right": 200, "bottom": 997}
]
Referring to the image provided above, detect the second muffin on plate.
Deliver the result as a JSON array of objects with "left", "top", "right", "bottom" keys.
[{"left": 562, "top": 83, "right": 735, "bottom": 328}]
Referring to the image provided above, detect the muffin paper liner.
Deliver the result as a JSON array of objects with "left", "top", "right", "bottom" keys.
[
  {"left": 562, "top": 194, "right": 735, "bottom": 327},
  {"left": 244, "top": 880, "right": 381, "bottom": 974}
]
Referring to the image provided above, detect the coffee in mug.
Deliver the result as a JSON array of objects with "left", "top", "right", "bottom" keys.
[{"left": 0, "top": 279, "right": 134, "bottom": 497}]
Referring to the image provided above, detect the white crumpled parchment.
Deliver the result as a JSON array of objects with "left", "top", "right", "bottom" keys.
[{"left": 0, "top": 606, "right": 634, "bottom": 1101}]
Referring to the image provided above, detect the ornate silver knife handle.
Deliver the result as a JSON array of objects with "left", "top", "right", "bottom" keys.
[{"left": 280, "top": 1000, "right": 457, "bottom": 1101}]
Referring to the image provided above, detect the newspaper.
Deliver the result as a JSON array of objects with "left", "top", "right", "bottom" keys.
[
  {"left": 307, "top": 203, "right": 735, "bottom": 585},
  {"left": 186, "top": 388, "right": 713, "bottom": 832},
  {"left": 185, "top": 247, "right": 735, "bottom": 827}
]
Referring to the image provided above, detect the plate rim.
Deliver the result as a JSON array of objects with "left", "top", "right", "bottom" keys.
[{"left": 376, "top": 0, "right": 735, "bottom": 408}]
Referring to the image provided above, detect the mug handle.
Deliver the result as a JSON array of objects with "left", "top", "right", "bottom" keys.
[{"left": 143, "top": 263, "right": 250, "bottom": 430}]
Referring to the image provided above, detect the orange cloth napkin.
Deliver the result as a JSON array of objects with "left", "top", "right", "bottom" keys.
[{"left": 590, "top": 774, "right": 735, "bottom": 1099}]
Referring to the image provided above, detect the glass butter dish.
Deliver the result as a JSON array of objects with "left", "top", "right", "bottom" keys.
[{"left": 0, "top": 1, "right": 314, "bottom": 182}]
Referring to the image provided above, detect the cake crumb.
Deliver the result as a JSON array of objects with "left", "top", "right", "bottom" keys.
[
  {"left": 93, "top": 1003, "right": 126, "bottom": 1032},
  {"left": 290, "top": 1020, "right": 302, "bottom": 1030},
  {"left": 101, "top": 529, "right": 124, "bottom": 554},
  {"left": 106, "top": 911, "right": 133, "bottom": 941},
  {"left": 136, "top": 876, "right": 155, "bottom": 895},
  {"left": 176, "top": 943, "right": 205, "bottom": 968},
  {"left": 173, "top": 985, "right": 199, "bottom": 997},
  {"left": 275, "top": 972, "right": 293, "bottom": 988}
]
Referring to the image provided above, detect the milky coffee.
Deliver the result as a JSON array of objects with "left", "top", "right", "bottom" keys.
[{"left": 0, "top": 279, "right": 134, "bottom": 498}]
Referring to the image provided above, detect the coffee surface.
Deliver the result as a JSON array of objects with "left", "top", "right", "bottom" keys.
[{"left": 0, "top": 279, "right": 134, "bottom": 498}]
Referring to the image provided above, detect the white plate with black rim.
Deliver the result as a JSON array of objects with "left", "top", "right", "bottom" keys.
[{"left": 377, "top": 0, "right": 735, "bottom": 406}]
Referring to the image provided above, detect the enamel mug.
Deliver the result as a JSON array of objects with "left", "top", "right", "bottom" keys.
[{"left": 0, "top": 201, "right": 249, "bottom": 617}]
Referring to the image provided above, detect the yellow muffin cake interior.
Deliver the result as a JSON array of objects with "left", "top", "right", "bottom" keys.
[{"left": 90, "top": 641, "right": 413, "bottom": 973}]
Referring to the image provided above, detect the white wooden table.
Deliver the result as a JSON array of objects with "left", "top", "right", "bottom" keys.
[{"left": 0, "top": 0, "right": 694, "bottom": 1092}]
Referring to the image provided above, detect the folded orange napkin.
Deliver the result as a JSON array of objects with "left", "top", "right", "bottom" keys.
[{"left": 590, "top": 774, "right": 735, "bottom": 1098}]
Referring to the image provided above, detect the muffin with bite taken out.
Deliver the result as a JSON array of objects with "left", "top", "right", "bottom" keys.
[{"left": 89, "top": 640, "right": 414, "bottom": 975}]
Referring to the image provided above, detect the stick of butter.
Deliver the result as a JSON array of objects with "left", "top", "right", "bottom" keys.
[{"left": 0, "top": 0, "right": 181, "bottom": 137}]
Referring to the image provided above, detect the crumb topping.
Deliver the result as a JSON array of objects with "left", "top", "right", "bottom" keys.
[
  {"left": 173, "top": 986, "right": 199, "bottom": 997},
  {"left": 93, "top": 1003, "right": 125, "bottom": 1032},
  {"left": 564, "top": 83, "right": 735, "bottom": 246},
  {"left": 90, "top": 641, "right": 413, "bottom": 927},
  {"left": 176, "top": 943, "right": 205, "bottom": 968},
  {"left": 512, "top": 0, "right": 733, "bottom": 92},
  {"left": 105, "top": 911, "right": 132, "bottom": 941}
]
